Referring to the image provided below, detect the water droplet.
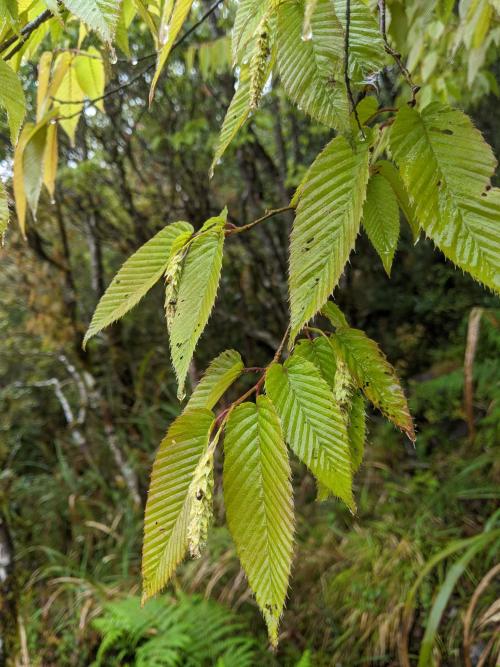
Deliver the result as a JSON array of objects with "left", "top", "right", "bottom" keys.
[
  {"left": 109, "top": 46, "right": 118, "bottom": 64},
  {"left": 301, "top": 27, "right": 313, "bottom": 41},
  {"left": 131, "top": 57, "right": 138, "bottom": 66},
  {"left": 50, "top": 197, "right": 56, "bottom": 205}
]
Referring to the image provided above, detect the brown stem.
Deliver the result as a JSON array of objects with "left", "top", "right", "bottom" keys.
[{"left": 225, "top": 206, "right": 294, "bottom": 237}]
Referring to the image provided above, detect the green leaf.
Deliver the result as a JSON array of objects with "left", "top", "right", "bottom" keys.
[
  {"left": 0, "top": 56, "right": 26, "bottom": 143},
  {"left": 62, "top": 0, "right": 121, "bottom": 42},
  {"left": 332, "top": 327, "right": 415, "bottom": 440},
  {"left": 276, "top": 0, "right": 349, "bottom": 131},
  {"left": 293, "top": 337, "right": 337, "bottom": 389},
  {"left": 321, "top": 301, "right": 349, "bottom": 329},
  {"left": 390, "top": 103, "right": 499, "bottom": 293},
  {"left": 362, "top": 174, "right": 400, "bottom": 276},
  {"left": 74, "top": 47, "right": 105, "bottom": 112},
  {"left": 169, "top": 213, "right": 226, "bottom": 400},
  {"left": 374, "top": 159, "right": 419, "bottom": 241},
  {"left": 232, "top": 0, "right": 267, "bottom": 65},
  {"left": 84, "top": 221, "right": 193, "bottom": 347},
  {"left": 289, "top": 136, "right": 370, "bottom": 339},
  {"left": 223, "top": 397, "right": 294, "bottom": 646},
  {"left": 0, "top": 180, "right": 8, "bottom": 242},
  {"left": 334, "top": 0, "right": 386, "bottom": 82},
  {"left": 142, "top": 409, "right": 215, "bottom": 600},
  {"left": 56, "top": 57, "right": 85, "bottom": 145},
  {"left": 149, "top": 0, "right": 194, "bottom": 104},
  {"left": 23, "top": 122, "right": 48, "bottom": 219},
  {"left": 347, "top": 391, "right": 366, "bottom": 472},
  {"left": 266, "top": 356, "right": 354, "bottom": 510},
  {"left": 186, "top": 349, "right": 244, "bottom": 411}
]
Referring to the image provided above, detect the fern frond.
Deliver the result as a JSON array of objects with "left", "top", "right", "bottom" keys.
[
  {"left": 289, "top": 136, "right": 370, "bottom": 339},
  {"left": 390, "top": 103, "right": 499, "bottom": 293},
  {"left": 168, "top": 213, "right": 226, "bottom": 399},
  {"left": 83, "top": 221, "right": 192, "bottom": 347},
  {"left": 223, "top": 397, "right": 294, "bottom": 646},
  {"left": 142, "top": 409, "right": 215, "bottom": 600},
  {"left": 266, "top": 356, "right": 354, "bottom": 510}
]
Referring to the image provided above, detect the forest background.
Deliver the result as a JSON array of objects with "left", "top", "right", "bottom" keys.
[{"left": 0, "top": 1, "right": 499, "bottom": 665}]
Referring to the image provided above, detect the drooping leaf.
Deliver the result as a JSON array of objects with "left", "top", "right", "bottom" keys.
[
  {"left": 322, "top": 301, "right": 349, "bottom": 329},
  {"left": 293, "top": 337, "right": 337, "bottom": 389},
  {"left": 61, "top": 0, "right": 121, "bottom": 42},
  {"left": 36, "top": 51, "right": 53, "bottom": 122},
  {"left": 331, "top": 327, "right": 415, "bottom": 440},
  {"left": 266, "top": 356, "right": 354, "bottom": 510},
  {"left": 74, "top": 47, "right": 105, "bottom": 112},
  {"left": 276, "top": 0, "right": 349, "bottom": 131},
  {"left": 23, "top": 122, "right": 48, "bottom": 219},
  {"left": 142, "top": 409, "right": 215, "bottom": 600},
  {"left": 289, "top": 136, "right": 370, "bottom": 339},
  {"left": 223, "top": 397, "right": 294, "bottom": 646},
  {"left": 334, "top": 0, "right": 386, "bottom": 82},
  {"left": 169, "top": 213, "right": 226, "bottom": 399},
  {"left": 13, "top": 124, "right": 32, "bottom": 238},
  {"left": 0, "top": 180, "right": 9, "bottom": 242},
  {"left": 362, "top": 173, "right": 400, "bottom": 276},
  {"left": 43, "top": 122, "right": 58, "bottom": 200},
  {"left": 149, "top": 0, "right": 194, "bottom": 104},
  {"left": 56, "top": 57, "right": 85, "bottom": 145},
  {"left": 84, "top": 221, "right": 193, "bottom": 347},
  {"left": 0, "top": 56, "right": 26, "bottom": 143},
  {"left": 186, "top": 350, "right": 244, "bottom": 411},
  {"left": 347, "top": 391, "right": 366, "bottom": 472},
  {"left": 374, "top": 159, "right": 419, "bottom": 240},
  {"left": 390, "top": 103, "right": 499, "bottom": 293}
]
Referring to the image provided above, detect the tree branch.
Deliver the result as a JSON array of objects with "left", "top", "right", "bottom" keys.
[
  {"left": 1, "top": 9, "right": 53, "bottom": 60},
  {"left": 224, "top": 206, "right": 295, "bottom": 237}
]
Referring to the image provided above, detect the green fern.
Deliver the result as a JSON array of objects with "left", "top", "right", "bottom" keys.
[
  {"left": 390, "top": 103, "right": 499, "bottom": 293},
  {"left": 223, "top": 397, "right": 294, "bottom": 646}
]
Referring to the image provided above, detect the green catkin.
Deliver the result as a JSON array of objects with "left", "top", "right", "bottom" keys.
[
  {"left": 187, "top": 447, "right": 215, "bottom": 558},
  {"left": 250, "top": 17, "right": 271, "bottom": 110}
]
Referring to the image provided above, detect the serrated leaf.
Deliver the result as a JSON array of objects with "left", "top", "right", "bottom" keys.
[
  {"left": 390, "top": 103, "right": 499, "bottom": 293},
  {"left": 223, "top": 397, "right": 294, "bottom": 646},
  {"left": 169, "top": 213, "right": 226, "bottom": 400},
  {"left": 289, "top": 136, "right": 370, "bottom": 339},
  {"left": 74, "top": 47, "right": 105, "bottom": 112},
  {"left": 142, "top": 408, "right": 214, "bottom": 599},
  {"left": 362, "top": 174, "right": 400, "bottom": 276},
  {"left": 331, "top": 327, "right": 415, "bottom": 440},
  {"left": 149, "top": 0, "right": 194, "bottom": 104},
  {"left": 294, "top": 337, "right": 337, "bottom": 389},
  {"left": 375, "top": 159, "right": 419, "bottom": 241},
  {"left": 322, "top": 301, "right": 349, "bottom": 329},
  {"left": 277, "top": 0, "right": 349, "bottom": 131},
  {"left": 84, "top": 221, "right": 193, "bottom": 347},
  {"left": 266, "top": 357, "right": 354, "bottom": 510},
  {"left": 232, "top": 0, "right": 267, "bottom": 65},
  {"left": 186, "top": 350, "right": 244, "bottom": 411},
  {"left": 0, "top": 180, "right": 8, "bottom": 242},
  {"left": 0, "top": 56, "right": 26, "bottom": 143},
  {"left": 347, "top": 391, "right": 366, "bottom": 472},
  {"left": 334, "top": 0, "right": 386, "bottom": 81},
  {"left": 62, "top": 0, "right": 121, "bottom": 42}
]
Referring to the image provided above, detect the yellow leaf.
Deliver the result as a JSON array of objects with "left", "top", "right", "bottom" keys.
[
  {"left": 37, "top": 51, "right": 53, "bottom": 122},
  {"left": 74, "top": 47, "right": 105, "bottom": 111},
  {"left": 43, "top": 122, "right": 58, "bottom": 200},
  {"left": 13, "top": 124, "right": 33, "bottom": 238},
  {"left": 56, "top": 57, "right": 85, "bottom": 145}
]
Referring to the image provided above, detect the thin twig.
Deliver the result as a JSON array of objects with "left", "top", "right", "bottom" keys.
[
  {"left": 1, "top": 9, "right": 53, "bottom": 60},
  {"left": 363, "top": 106, "right": 398, "bottom": 125},
  {"left": 225, "top": 206, "right": 294, "bottom": 237},
  {"left": 377, "top": 0, "right": 420, "bottom": 105},
  {"left": 344, "top": 0, "right": 364, "bottom": 136}
]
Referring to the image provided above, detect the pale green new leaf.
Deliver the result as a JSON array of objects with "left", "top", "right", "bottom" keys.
[
  {"left": 322, "top": 301, "right": 349, "bottom": 329},
  {"left": 186, "top": 349, "right": 244, "bottom": 411},
  {"left": 289, "top": 136, "right": 370, "bottom": 339},
  {"left": 0, "top": 56, "right": 26, "bottom": 143},
  {"left": 332, "top": 327, "right": 415, "bottom": 440},
  {"left": 62, "top": 0, "right": 121, "bottom": 42},
  {"left": 142, "top": 408, "right": 214, "bottom": 600},
  {"left": 362, "top": 174, "right": 400, "bottom": 276},
  {"left": 390, "top": 103, "right": 499, "bottom": 293},
  {"left": 56, "top": 58, "right": 85, "bottom": 145},
  {"left": 266, "top": 357, "right": 354, "bottom": 510},
  {"left": 334, "top": 0, "right": 386, "bottom": 81},
  {"left": 0, "top": 180, "right": 8, "bottom": 242},
  {"left": 347, "top": 391, "right": 366, "bottom": 472},
  {"left": 84, "top": 221, "right": 193, "bottom": 347},
  {"left": 375, "top": 159, "right": 419, "bottom": 240},
  {"left": 294, "top": 337, "right": 336, "bottom": 389},
  {"left": 232, "top": 0, "right": 267, "bottom": 65},
  {"left": 149, "top": 0, "right": 194, "bottom": 104},
  {"left": 223, "top": 397, "right": 294, "bottom": 646},
  {"left": 169, "top": 213, "right": 226, "bottom": 399},
  {"left": 276, "top": 0, "right": 349, "bottom": 131},
  {"left": 74, "top": 48, "right": 105, "bottom": 112}
]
